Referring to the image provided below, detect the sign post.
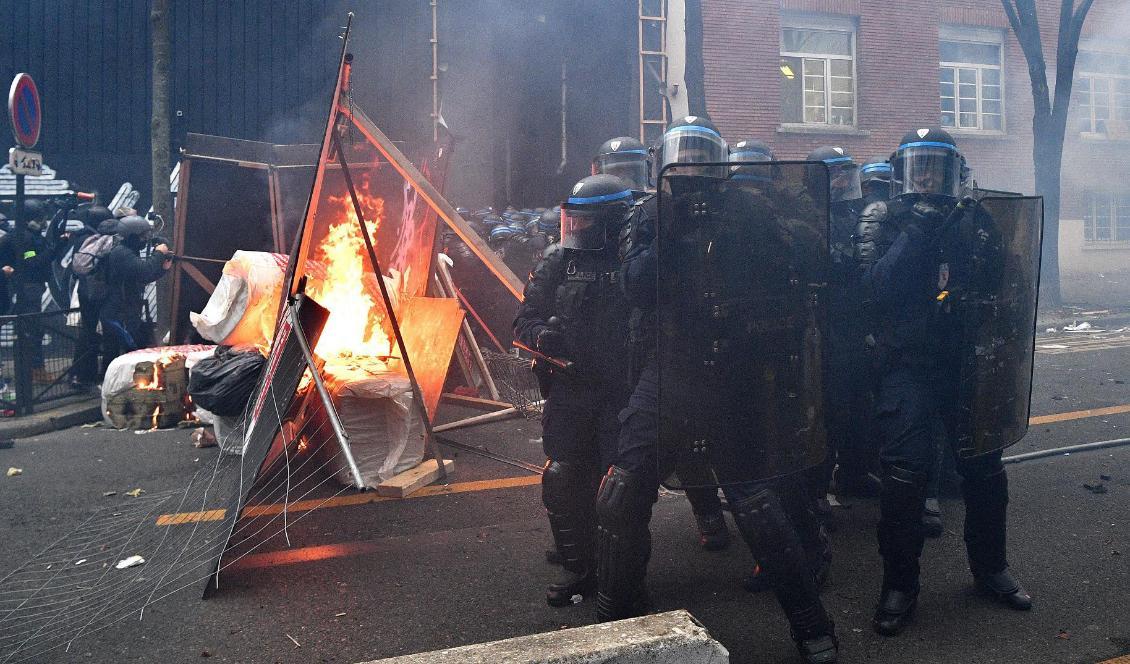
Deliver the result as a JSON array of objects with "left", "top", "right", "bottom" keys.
[{"left": 8, "top": 73, "right": 43, "bottom": 231}]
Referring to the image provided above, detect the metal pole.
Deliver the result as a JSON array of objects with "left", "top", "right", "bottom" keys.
[
  {"left": 331, "top": 131, "right": 448, "bottom": 482},
  {"left": 14, "top": 174, "right": 25, "bottom": 232},
  {"left": 287, "top": 296, "right": 366, "bottom": 489}
]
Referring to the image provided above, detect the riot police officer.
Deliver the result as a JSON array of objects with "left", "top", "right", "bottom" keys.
[
  {"left": 859, "top": 128, "right": 1032, "bottom": 637},
  {"left": 593, "top": 135, "right": 732, "bottom": 552},
  {"left": 592, "top": 137, "right": 650, "bottom": 195},
  {"left": 804, "top": 147, "right": 882, "bottom": 501},
  {"left": 598, "top": 117, "right": 838, "bottom": 663},
  {"left": 859, "top": 157, "right": 892, "bottom": 205},
  {"left": 513, "top": 174, "right": 635, "bottom": 607}
]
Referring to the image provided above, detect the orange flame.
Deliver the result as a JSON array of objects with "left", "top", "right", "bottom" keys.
[{"left": 307, "top": 184, "right": 395, "bottom": 360}]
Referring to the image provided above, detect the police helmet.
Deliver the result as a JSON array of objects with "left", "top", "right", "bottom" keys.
[
  {"left": 592, "top": 136, "right": 650, "bottom": 193},
  {"left": 559, "top": 175, "right": 634, "bottom": 251},
  {"left": 890, "top": 128, "right": 963, "bottom": 200},
  {"left": 660, "top": 115, "right": 727, "bottom": 179},
  {"left": 728, "top": 138, "right": 774, "bottom": 182},
  {"left": 807, "top": 146, "right": 862, "bottom": 203}
]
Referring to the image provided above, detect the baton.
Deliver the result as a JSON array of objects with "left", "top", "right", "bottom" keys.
[{"left": 512, "top": 339, "right": 575, "bottom": 372}]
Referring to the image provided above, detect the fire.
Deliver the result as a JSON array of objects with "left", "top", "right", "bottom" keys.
[
  {"left": 151, "top": 404, "right": 161, "bottom": 430},
  {"left": 134, "top": 351, "right": 181, "bottom": 390},
  {"left": 307, "top": 184, "right": 395, "bottom": 360}
]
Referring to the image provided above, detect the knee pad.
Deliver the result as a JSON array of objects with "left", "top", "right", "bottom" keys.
[{"left": 543, "top": 459, "right": 591, "bottom": 509}]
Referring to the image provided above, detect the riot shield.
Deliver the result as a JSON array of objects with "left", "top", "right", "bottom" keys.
[
  {"left": 950, "top": 196, "right": 1043, "bottom": 458},
  {"left": 658, "top": 162, "right": 831, "bottom": 488}
]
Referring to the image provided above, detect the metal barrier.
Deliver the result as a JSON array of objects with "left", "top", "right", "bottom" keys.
[{"left": 0, "top": 307, "right": 91, "bottom": 416}]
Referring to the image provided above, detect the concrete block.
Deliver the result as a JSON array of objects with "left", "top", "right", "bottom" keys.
[{"left": 357, "top": 609, "right": 729, "bottom": 664}]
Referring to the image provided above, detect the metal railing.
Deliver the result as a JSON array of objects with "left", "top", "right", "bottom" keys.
[{"left": 0, "top": 307, "right": 91, "bottom": 416}]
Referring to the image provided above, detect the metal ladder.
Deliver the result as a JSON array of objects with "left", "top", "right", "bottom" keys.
[{"left": 638, "top": 0, "right": 668, "bottom": 146}]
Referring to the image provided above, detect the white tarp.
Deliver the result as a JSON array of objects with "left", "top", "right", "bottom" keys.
[
  {"left": 190, "top": 251, "right": 288, "bottom": 352},
  {"left": 314, "top": 360, "right": 425, "bottom": 488}
]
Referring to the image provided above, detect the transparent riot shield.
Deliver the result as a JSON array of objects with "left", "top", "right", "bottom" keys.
[
  {"left": 950, "top": 196, "right": 1044, "bottom": 458},
  {"left": 658, "top": 162, "right": 831, "bottom": 488}
]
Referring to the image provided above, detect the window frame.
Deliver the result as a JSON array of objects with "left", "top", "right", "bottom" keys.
[
  {"left": 780, "top": 16, "right": 858, "bottom": 129},
  {"left": 1083, "top": 191, "right": 1130, "bottom": 243},
  {"left": 938, "top": 27, "right": 1005, "bottom": 134},
  {"left": 1074, "top": 51, "right": 1130, "bottom": 138}
]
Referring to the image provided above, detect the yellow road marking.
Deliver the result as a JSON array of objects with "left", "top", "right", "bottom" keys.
[
  {"left": 1029, "top": 403, "right": 1130, "bottom": 426},
  {"left": 157, "top": 401, "right": 1130, "bottom": 527},
  {"left": 156, "top": 474, "right": 541, "bottom": 526}
]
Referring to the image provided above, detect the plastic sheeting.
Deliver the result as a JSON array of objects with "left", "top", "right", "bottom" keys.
[
  {"left": 190, "top": 251, "right": 288, "bottom": 352},
  {"left": 311, "top": 360, "right": 425, "bottom": 488}
]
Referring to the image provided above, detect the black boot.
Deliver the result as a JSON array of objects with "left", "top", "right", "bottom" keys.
[
  {"left": 684, "top": 483, "right": 730, "bottom": 551},
  {"left": 963, "top": 468, "right": 1031, "bottom": 610},
  {"left": 731, "top": 488, "right": 837, "bottom": 664},
  {"left": 873, "top": 465, "right": 928, "bottom": 637},
  {"left": 542, "top": 460, "right": 597, "bottom": 607},
  {"left": 595, "top": 466, "right": 653, "bottom": 622},
  {"left": 921, "top": 497, "right": 944, "bottom": 538}
]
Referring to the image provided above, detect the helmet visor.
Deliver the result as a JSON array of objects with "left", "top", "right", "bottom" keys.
[
  {"left": 560, "top": 207, "right": 610, "bottom": 251},
  {"left": 827, "top": 160, "right": 862, "bottom": 203},
  {"left": 728, "top": 149, "right": 772, "bottom": 181},
  {"left": 859, "top": 162, "right": 892, "bottom": 186},
  {"left": 661, "top": 126, "right": 727, "bottom": 178},
  {"left": 593, "top": 152, "right": 650, "bottom": 191},
  {"left": 892, "top": 144, "right": 962, "bottom": 198}
]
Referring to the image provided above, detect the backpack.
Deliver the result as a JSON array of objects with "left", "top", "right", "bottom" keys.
[{"left": 72, "top": 234, "right": 116, "bottom": 277}]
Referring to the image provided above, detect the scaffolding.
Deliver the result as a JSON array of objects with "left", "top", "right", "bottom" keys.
[{"left": 638, "top": 0, "right": 668, "bottom": 146}]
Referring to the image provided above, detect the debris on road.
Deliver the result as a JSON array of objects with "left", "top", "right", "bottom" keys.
[
  {"left": 75, "top": 559, "right": 87, "bottom": 566},
  {"left": 285, "top": 634, "right": 301, "bottom": 649},
  {"left": 1056, "top": 630, "right": 1071, "bottom": 640},
  {"left": 103, "top": 491, "right": 117, "bottom": 497},
  {"left": 335, "top": 612, "right": 347, "bottom": 617},
  {"left": 115, "top": 555, "right": 146, "bottom": 570},
  {"left": 125, "top": 488, "right": 145, "bottom": 497},
  {"left": 1101, "top": 474, "right": 1112, "bottom": 481},
  {"left": 1083, "top": 483, "right": 1108, "bottom": 494},
  {"left": 192, "top": 427, "right": 218, "bottom": 448},
  {"left": 1064, "top": 321, "right": 1093, "bottom": 331},
  {"left": 6, "top": 467, "right": 22, "bottom": 476}
]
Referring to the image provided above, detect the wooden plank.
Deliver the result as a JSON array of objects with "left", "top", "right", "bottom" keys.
[
  {"left": 440, "top": 393, "right": 513, "bottom": 411},
  {"left": 376, "top": 459, "right": 455, "bottom": 498}
]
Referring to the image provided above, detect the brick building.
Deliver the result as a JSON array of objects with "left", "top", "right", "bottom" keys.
[{"left": 697, "top": 0, "right": 1130, "bottom": 302}]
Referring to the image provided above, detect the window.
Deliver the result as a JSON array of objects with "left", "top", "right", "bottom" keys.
[
  {"left": 1075, "top": 51, "right": 1130, "bottom": 136},
  {"left": 780, "top": 23, "right": 856, "bottom": 127},
  {"left": 1083, "top": 192, "right": 1130, "bottom": 242},
  {"left": 939, "top": 38, "right": 1003, "bottom": 131}
]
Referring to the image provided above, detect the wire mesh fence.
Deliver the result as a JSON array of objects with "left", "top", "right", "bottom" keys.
[{"left": 481, "top": 349, "right": 543, "bottom": 419}]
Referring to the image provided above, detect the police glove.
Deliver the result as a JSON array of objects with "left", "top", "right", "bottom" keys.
[
  {"left": 535, "top": 327, "right": 568, "bottom": 358},
  {"left": 902, "top": 202, "right": 944, "bottom": 240}
]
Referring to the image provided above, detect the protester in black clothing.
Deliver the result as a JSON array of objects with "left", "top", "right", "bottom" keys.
[
  {"left": 70, "top": 206, "right": 117, "bottom": 387},
  {"left": 0, "top": 201, "right": 51, "bottom": 380},
  {"left": 99, "top": 216, "right": 171, "bottom": 361}
]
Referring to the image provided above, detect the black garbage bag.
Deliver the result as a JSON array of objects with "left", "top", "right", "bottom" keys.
[{"left": 188, "top": 347, "right": 266, "bottom": 417}]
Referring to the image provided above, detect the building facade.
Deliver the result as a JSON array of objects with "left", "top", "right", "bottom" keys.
[{"left": 698, "top": 0, "right": 1130, "bottom": 302}]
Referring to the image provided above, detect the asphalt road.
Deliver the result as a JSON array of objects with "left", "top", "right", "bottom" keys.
[{"left": 1, "top": 320, "right": 1129, "bottom": 664}]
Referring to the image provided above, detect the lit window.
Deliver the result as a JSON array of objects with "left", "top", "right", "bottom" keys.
[
  {"left": 780, "top": 25, "right": 856, "bottom": 127},
  {"left": 1083, "top": 192, "right": 1130, "bottom": 242},
  {"left": 939, "top": 38, "right": 1003, "bottom": 131},
  {"left": 1075, "top": 51, "right": 1130, "bottom": 136}
]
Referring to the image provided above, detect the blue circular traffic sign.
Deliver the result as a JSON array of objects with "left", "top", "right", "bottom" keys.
[{"left": 8, "top": 74, "right": 41, "bottom": 149}]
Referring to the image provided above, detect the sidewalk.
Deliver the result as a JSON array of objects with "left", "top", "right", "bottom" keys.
[{"left": 0, "top": 395, "right": 102, "bottom": 441}]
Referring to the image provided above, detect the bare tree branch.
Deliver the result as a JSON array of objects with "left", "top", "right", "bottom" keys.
[{"left": 1001, "top": 0, "right": 1023, "bottom": 36}]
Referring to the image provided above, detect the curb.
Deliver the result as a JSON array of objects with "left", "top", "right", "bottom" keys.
[
  {"left": 359, "top": 610, "right": 729, "bottom": 664},
  {"left": 0, "top": 399, "right": 103, "bottom": 441}
]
